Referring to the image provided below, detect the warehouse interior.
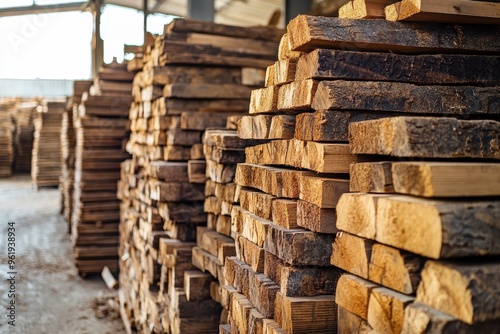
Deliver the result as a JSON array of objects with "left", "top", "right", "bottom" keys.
[{"left": 0, "top": 0, "right": 499, "bottom": 333}]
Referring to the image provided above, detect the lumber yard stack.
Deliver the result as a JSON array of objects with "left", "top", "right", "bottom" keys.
[
  {"left": 71, "top": 63, "right": 133, "bottom": 276},
  {"left": 117, "top": 18, "right": 282, "bottom": 334},
  {"left": 226, "top": 13, "right": 500, "bottom": 334},
  {"left": 13, "top": 100, "right": 38, "bottom": 173},
  {"left": 338, "top": 0, "right": 500, "bottom": 24},
  {"left": 31, "top": 101, "right": 65, "bottom": 188},
  {"left": 61, "top": 80, "right": 93, "bottom": 229},
  {"left": 0, "top": 99, "right": 15, "bottom": 178}
]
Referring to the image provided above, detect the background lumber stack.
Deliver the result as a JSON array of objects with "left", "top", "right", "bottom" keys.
[
  {"left": 117, "top": 18, "right": 281, "bottom": 333},
  {"left": 60, "top": 80, "right": 92, "bottom": 230},
  {"left": 13, "top": 100, "right": 37, "bottom": 173},
  {"left": 0, "top": 99, "right": 15, "bottom": 178},
  {"left": 227, "top": 14, "right": 500, "bottom": 334},
  {"left": 31, "top": 101, "right": 65, "bottom": 188},
  {"left": 71, "top": 63, "right": 132, "bottom": 276}
]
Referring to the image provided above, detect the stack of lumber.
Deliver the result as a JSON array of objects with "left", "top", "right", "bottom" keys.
[
  {"left": 71, "top": 63, "right": 132, "bottom": 276},
  {"left": 117, "top": 18, "right": 282, "bottom": 334},
  {"left": 338, "top": 0, "right": 500, "bottom": 24},
  {"left": 31, "top": 101, "right": 65, "bottom": 188},
  {"left": 226, "top": 14, "right": 500, "bottom": 334},
  {"left": 13, "top": 100, "right": 37, "bottom": 173},
  {"left": 0, "top": 100, "right": 15, "bottom": 178},
  {"left": 61, "top": 80, "right": 92, "bottom": 229}
]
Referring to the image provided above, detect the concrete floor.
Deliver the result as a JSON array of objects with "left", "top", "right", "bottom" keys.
[{"left": 0, "top": 175, "right": 125, "bottom": 334}]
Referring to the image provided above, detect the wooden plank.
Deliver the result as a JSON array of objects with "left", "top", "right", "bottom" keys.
[
  {"left": 203, "top": 145, "right": 245, "bottom": 164},
  {"left": 376, "top": 195, "right": 500, "bottom": 259},
  {"left": 339, "top": 0, "right": 394, "bottom": 18},
  {"left": 277, "top": 79, "right": 318, "bottom": 111},
  {"left": 296, "top": 200, "right": 338, "bottom": 234},
  {"left": 181, "top": 112, "right": 234, "bottom": 130},
  {"left": 184, "top": 270, "right": 214, "bottom": 301},
  {"left": 235, "top": 164, "right": 285, "bottom": 197},
  {"left": 279, "top": 263, "right": 342, "bottom": 297},
  {"left": 299, "top": 175, "right": 349, "bottom": 208},
  {"left": 277, "top": 33, "right": 303, "bottom": 61},
  {"left": 274, "top": 292, "right": 337, "bottom": 334},
  {"left": 274, "top": 58, "right": 299, "bottom": 86},
  {"left": 336, "top": 274, "right": 378, "bottom": 320},
  {"left": 367, "top": 287, "right": 415, "bottom": 334},
  {"left": 349, "top": 117, "right": 500, "bottom": 159},
  {"left": 146, "top": 161, "right": 189, "bottom": 182},
  {"left": 152, "top": 65, "right": 242, "bottom": 85},
  {"left": 337, "top": 306, "right": 374, "bottom": 334},
  {"left": 231, "top": 206, "right": 271, "bottom": 247},
  {"left": 416, "top": 260, "right": 500, "bottom": 325},
  {"left": 392, "top": 162, "right": 500, "bottom": 197},
  {"left": 239, "top": 188, "right": 275, "bottom": 220},
  {"left": 163, "top": 83, "right": 252, "bottom": 99},
  {"left": 249, "top": 86, "right": 280, "bottom": 114},
  {"left": 272, "top": 199, "right": 298, "bottom": 229},
  {"left": 287, "top": 15, "right": 500, "bottom": 54},
  {"left": 296, "top": 48, "right": 500, "bottom": 85},
  {"left": 313, "top": 81, "right": 500, "bottom": 114},
  {"left": 234, "top": 234, "right": 265, "bottom": 273},
  {"left": 162, "top": 52, "right": 275, "bottom": 69},
  {"left": 386, "top": 0, "right": 500, "bottom": 25},
  {"left": 265, "top": 224, "right": 334, "bottom": 266},
  {"left": 149, "top": 180, "right": 205, "bottom": 202},
  {"left": 402, "top": 302, "right": 499, "bottom": 334},
  {"left": 206, "top": 159, "right": 236, "bottom": 184},
  {"left": 188, "top": 160, "right": 207, "bottom": 183},
  {"left": 331, "top": 232, "right": 374, "bottom": 278},
  {"left": 350, "top": 162, "right": 394, "bottom": 193}
]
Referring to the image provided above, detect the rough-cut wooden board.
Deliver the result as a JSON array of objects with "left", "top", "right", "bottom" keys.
[
  {"left": 392, "top": 162, "right": 500, "bottom": 197},
  {"left": 376, "top": 195, "right": 500, "bottom": 259},
  {"left": 402, "top": 302, "right": 499, "bottom": 334},
  {"left": 299, "top": 175, "right": 349, "bottom": 208},
  {"left": 287, "top": 15, "right": 500, "bottom": 54},
  {"left": 337, "top": 193, "right": 390, "bottom": 239},
  {"left": 234, "top": 234, "right": 265, "bottom": 273},
  {"left": 386, "top": 0, "right": 500, "bottom": 25},
  {"left": 336, "top": 274, "right": 378, "bottom": 320},
  {"left": 296, "top": 200, "right": 338, "bottom": 234},
  {"left": 163, "top": 83, "right": 252, "bottom": 99},
  {"left": 151, "top": 65, "right": 242, "bottom": 85},
  {"left": 238, "top": 114, "right": 296, "bottom": 140},
  {"left": 245, "top": 139, "right": 360, "bottom": 173},
  {"left": 331, "top": 232, "right": 374, "bottom": 278},
  {"left": 295, "top": 48, "right": 500, "bottom": 85},
  {"left": 235, "top": 164, "right": 286, "bottom": 198},
  {"left": 277, "top": 79, "right": 319, "bottom": 111},
  {"left": 416, "top": 260, "right": 500, "bottom": 325},
  {"left": 274, "top": 58, "right": 299, "bottom": 86},
  {"left": 181, "top": 111, "right": 236, "bottom": 130},
  {"left": 350, "top": 162, "right": 394, "bottom": 193},
  {"left": 367, "top": 287, "right": 415, "bottom": 334},
  {"left": 231, "top": 206, "right": 271, "bottom": 247},
  {"left": 339, "top": 0, "right": 394, "bottom": 18},
  {"left": 184, "top": 270, "right": 213, "bottom": 301},
  {"left": 272, "top": 199, "right": 298, "bottom": 229},
  {"left": 162, "top": 52, "right": 274, "bottom": 69},
  {"left": 277, "top": 33, "right": 303, "bottom": 61},
  {"left": 249, "top": 86, "right": 279, "bottom": 114},
  {"left": 165, "top": 18, "right": 283, "bottom": 42},
  {"left": 239, "top": 188, "right": 275, "bottom": 220},
  {"left": 349, "top": 117, "right": 500, "bottom": 159},
  {"left": 337, "top": 306, "right": 374, "bottom": 334},
  {"left": 188, "top": 160, "right": 207, "bottom": 183},
  {"left": 313, "top": 81, "right": 500, "bottom": 114},
  {"left": 265, "top": 224, "right": 334, "bottom": 266}
]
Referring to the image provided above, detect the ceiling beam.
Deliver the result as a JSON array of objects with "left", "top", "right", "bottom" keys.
[{"left": 0, "top": 2, "right": 89, "bottom": 17}]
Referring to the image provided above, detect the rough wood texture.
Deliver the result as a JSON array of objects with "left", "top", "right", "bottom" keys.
[
  {"left": 163, "top": 83, "right": 252, "bottom": 99},
  {"left": 349, "top": 117, "right": 500, "bottom": 159},
  {"left": 299, "top": 175, "right": 349, "bottom": 208},
  {"left": 234, "top": 234, "right": 265, "bottom": 273},
  {"left": 295, "top": 48, "right": 500, "bottom": 85},
  {"left": 287, "top": 15, "right": 500, "bottom": 54},
  {"left": 231, "top": 206, "right": 271, "bottom": 247},
  {"left": 392, "top": 162, "right": 500, "bottom": 197},
  {"left": 274, "top": 292, "right": 337, "bottom": 334},
  {"left": 367, "top": 287, "right": 414, "bottom": 334},
  {"left": 249, "top": 86, "right": 279, "bottom": 114},
  {"left": 313, "top": 81, "right": 500, "bottom": 114},
  {"left": 350, "top": 162, "right": 394, "bottom": 193},
  {"left": 402, "top": 302, "right": 500, "bottom": 334},
  {"left": 272, "top": 199, "right": 298, "bottom": 229},
  {"left": 331, "top": 232, "right": 374, "bottom": 278},
  {"left": 386, "top": 0, "right": 500, "bottom": 25},
  {"left": 336, "top": 274, "right": 378, "bottom": 320},
  {"left": 376, "top": 195, "right": 500, "bottom": 259},
  {"left": 337, "top": 306, "right": 374, "bottom": 334},
  {"left": 416, "top": 260, "right": 500, "bottom": 325},
  {"left": 238, "top": 115, "right": 296, "bottom": 140},
  {"left": 265, "top": 224, "right": 334, "bottom": 266},
  {"left": 339, "top": 0, "right": 394, "bottom": 18},
  {"left": 296, "top": 200, "right": 338, "bottom": 234},
  {"left": 277, "top": 79, "right": 318, "bottom": 111}
]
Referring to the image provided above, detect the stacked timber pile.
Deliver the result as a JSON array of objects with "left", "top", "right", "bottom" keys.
[
  {"left": 31, "top": 101, "right": 65, "bottom": 188},
  {"left": 225, "top": 14, "right": 500, "bottom": 333},
  {"left": 0, "top": 100, "right": 15, "bottom": 178},
  {"left": 61, "top": 80, "right": 92, "bottom": 229},
  {"left": 338, "top": 0, "right": 500, "bottom": 24},
  {"left": 71, "top": 64, "right": 132, "bottom": 276},
  {"left": 13, "top": 100, "right": 37, "bottom": 173},
  {"left": 117, "top": 18, "right": 281, "bottom": 333}
]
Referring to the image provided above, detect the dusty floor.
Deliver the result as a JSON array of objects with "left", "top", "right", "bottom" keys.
[{"left": 0, "top": 175, "right": 125, "bottom": 334}]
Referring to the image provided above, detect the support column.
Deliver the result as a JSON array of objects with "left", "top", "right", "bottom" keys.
[
  {"left": 92, "top": 0, "right": 104, "bottom": 78},
  {"left": 285, "top": 0, "right": 312, "bottom": 24},
  {"left": 187, "top": 0, "right": 214, "bottom": 21}
]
